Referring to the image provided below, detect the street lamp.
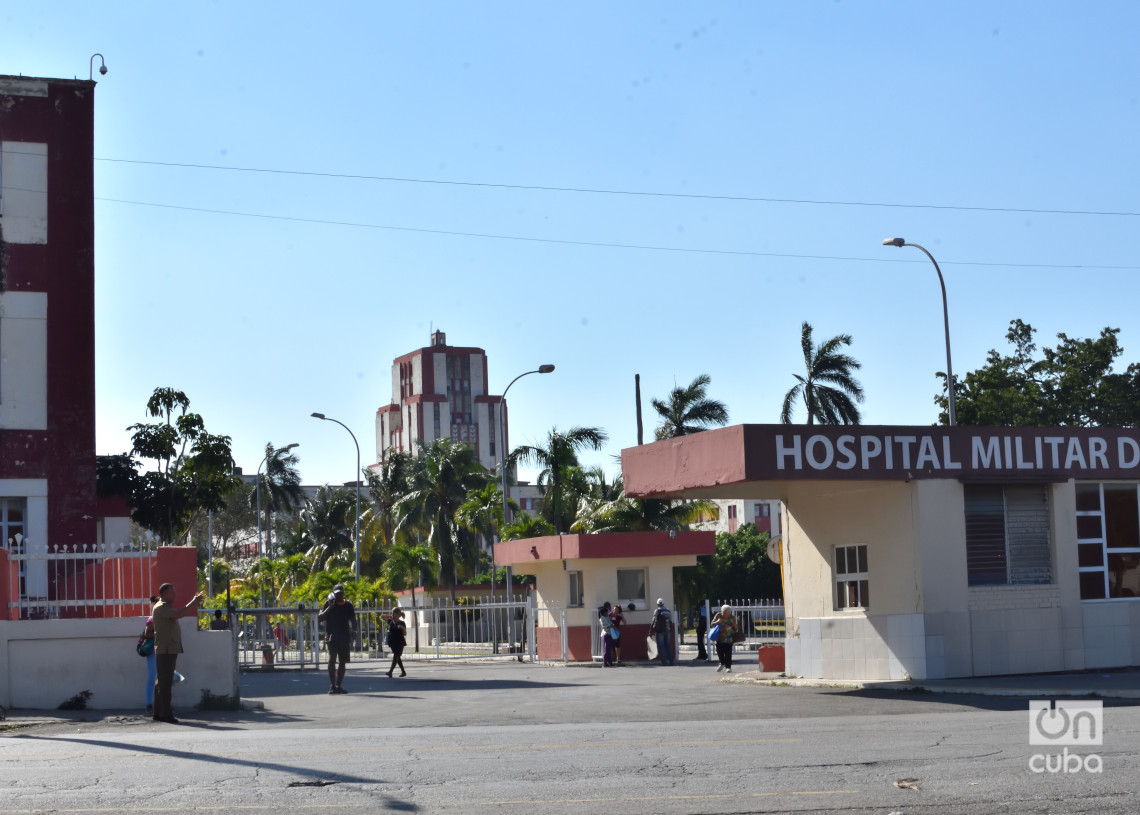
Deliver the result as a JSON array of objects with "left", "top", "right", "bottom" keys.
[
  {"left": 257, "top": 443, "right": 299, "bottom": 561},
  {"left": 882, "top": 237, "right": 957, "bottom": 426},
  {"left": 497, "top": 364, "right": 555, "bottom": 599},
  {"left": 311, "top": 413, "right": 362, "bottom": 582}
]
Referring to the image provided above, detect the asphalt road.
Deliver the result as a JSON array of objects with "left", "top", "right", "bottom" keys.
[{"left": 3, "top": 661, "right": 1139, "bottom": 814}]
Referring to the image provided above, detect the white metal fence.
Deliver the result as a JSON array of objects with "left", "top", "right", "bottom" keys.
[
  {"left": 224, "top": 594, "right": 549, "bottom": 669},
  {"left": 703, "top": 598, "right": 785, "bottom": 647},
  {"left": 5, "top": 543, "right": 157, "bottom": 619}
]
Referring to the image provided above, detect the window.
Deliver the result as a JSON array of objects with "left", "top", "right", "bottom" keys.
[
  {"left": 1, "top": 499, "right": 27, "bottom": 597},
  {"left": 1076, "top": 482, "right": 1140, "bottom": 600},
  {"left": 568, "top": 571, "right": 584, "bottom": 607},
  {"left": 488, "top": 403, "right": 496, "bottom": 457},
  {"left": 964, "top": 485, "right": 1052, "bottom": 587},
  {"left": 616, "top": 568, "right": 647, "bottom": 610},
  {"left": 0, "top": 142, "right": 48, "bottom": 244},
  {"left": 834, "top": 544, "right": 868, "bottom": 609}
]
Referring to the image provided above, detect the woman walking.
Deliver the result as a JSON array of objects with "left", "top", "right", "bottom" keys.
[
  {"left": 711, "top": 604, "right": 737, "bottom": 673},
  {"left": 386, "top": 608, "right": 407, "bottom": 678}
]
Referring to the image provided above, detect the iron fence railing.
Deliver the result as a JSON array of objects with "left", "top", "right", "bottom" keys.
[
  {"left": 5, "top": 543, "right": 157, "bottom": 619},
  {"left": 220, "top": 594, "right": 540, "bottom": 669}
]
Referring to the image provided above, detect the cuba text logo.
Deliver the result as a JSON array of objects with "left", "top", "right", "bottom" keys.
[{"left": 1028, "top": 700, "right": 1103, "bottom": 774}]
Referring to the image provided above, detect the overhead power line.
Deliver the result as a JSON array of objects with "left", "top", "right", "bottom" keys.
[
  {"left": 94, "top": 157, "right": 1140, "bottom": 218},
  {"left": 94, "top": 196, "right": 1140, "bottom": 270}
]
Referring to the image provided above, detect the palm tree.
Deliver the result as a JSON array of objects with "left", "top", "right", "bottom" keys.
[
  {"left": 781, "top": 321, "right": 865, "bottom": 425},
  {"left": 511, "top": 426, "right": 608, "bottom": 533},
  {"left": 500, "top": 512, "right": 557, "bottom": 540},
  {"left": 572, "top": 475, "right": 715, "bottom": 533},
  {"left": 365, "top": 448, "right": 416, "bottom": 551},
  {"left": 394, "top": 438, "right": 490, "bottom": 596},
  {"left": 652, "top": 374, "right": 729, "bottom": 440},
  {"left": 250, "top": 442, "right": 305, "bottom": 558},
  {"left": 299, "top": 486, "right": 356, "bottom": 570},
  {"left": 382, "top": 542, "right": 438, "bottom": 653}
]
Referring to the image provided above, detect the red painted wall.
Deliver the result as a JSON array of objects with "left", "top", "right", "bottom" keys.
[{"left": 0, "top": 78, "right": 97, "bottom": 550}]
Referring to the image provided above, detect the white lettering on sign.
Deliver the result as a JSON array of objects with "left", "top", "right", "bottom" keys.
[
  {"left": 772, "top": 432, "right": 1140, "bottom": 476},
  {"left": 1120, "top": 438, "right": 1140, "bottom": 468},
  {"left": 775, "top": 435, "right": 801, "bottom": 470}
]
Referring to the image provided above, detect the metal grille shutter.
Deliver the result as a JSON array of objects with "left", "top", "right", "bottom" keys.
[
  {"left": 965, "top": 485, "right": 1007, "bottom": 585},
  {"left": 1005, "top": 485, "right": 1052, "bottom": 585}
]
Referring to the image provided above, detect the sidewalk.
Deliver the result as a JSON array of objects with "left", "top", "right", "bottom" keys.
[{"left": 739, "top": 666, "right": 1140, "bottom": 699}]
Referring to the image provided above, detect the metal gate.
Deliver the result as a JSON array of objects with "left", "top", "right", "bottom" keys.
[{"left": 222, "top": 593, "right": 555, "bottom": 669}]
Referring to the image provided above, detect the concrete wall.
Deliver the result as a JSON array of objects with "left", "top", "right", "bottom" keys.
[
  {"left": 784, "top": 480, "right": 919, "bottom": 622},
  {"left": 1, "top": 618, "right": 239, "bottom": 710}
]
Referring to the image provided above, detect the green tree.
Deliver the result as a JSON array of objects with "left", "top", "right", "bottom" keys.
[
  {"left": 689, "top": 523, "right": 782, "bottom": 602},
  {"left": 366, "top": 448, "right": 417, "bottom": 550},
  {"left": 104, "top": 388, "right": 240, "bottom": 545},
  {"left": 299, "top": 486, "right": 356, "bottom": 570},
  {"left": 511, "top": 426, "right": 608, "bottom": 533},
  {"left": 395, "top": 438, "right": 491, "bottom": 595},
  {"left": 251, "top": 442, "right": 305, "bottom": 559},
  {"left": 572, "top": 475, "right": 715, "bottom": 533},
  {"left": 500, "top": 512, "right": 557, "bottom": 540},
  {"left": 781, "top": 321, "right": 864, "bottom": 425},
  {"left": 652, "top": 373, "right": 729, "bottom": 440},
  {"left": 383, "top": 542, "right": 439, "bottom": 611},
  {"left": 941, "top": 319, "right": 1140, "bottom": 427}
]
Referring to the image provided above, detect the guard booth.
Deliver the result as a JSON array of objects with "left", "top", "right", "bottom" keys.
[{"left": 494, "top": 531, "right": 715, "bottom": 661}]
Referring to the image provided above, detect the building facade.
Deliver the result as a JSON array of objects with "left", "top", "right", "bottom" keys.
[
  {"left": 623, "top": 424, "right": 1140, "bottom": 681},
  {"left": 374, "top": 330, "right": 506, "bottom": 471},
  {"left": 694, "top": 498, "right": 782, "bottom": 536},
  {"left": 0, "top": 75, "right": 99, "bottom": 609}
]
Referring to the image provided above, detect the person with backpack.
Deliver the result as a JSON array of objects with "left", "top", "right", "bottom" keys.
[{"left": 649, "top": 598, "right": 675, "bottom": 666}]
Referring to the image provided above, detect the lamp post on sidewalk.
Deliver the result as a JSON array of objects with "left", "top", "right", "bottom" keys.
[
  {"left": 882, "top": 237, "right": 957, "bottom": 426},
  {"left": 311, "top": 413, "right": 362, "bottom": 582}
]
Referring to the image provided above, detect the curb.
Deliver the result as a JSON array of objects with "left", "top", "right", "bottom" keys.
[{"left": 723, "top": 672, "right": 1140, "bottom": 699}]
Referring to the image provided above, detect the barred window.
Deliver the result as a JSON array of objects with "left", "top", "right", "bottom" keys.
[{"left": 965, "top": 484, "right": 1052, "bottom": 587}]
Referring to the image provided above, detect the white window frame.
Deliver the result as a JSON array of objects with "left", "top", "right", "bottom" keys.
[
  {"left": 616, "top": 568, "right": 647, "bottom": 611},
  {"left": 567, "top": 570, "right": 584, "bottom": 607},
  {"left": 834, "top": 544, "right": 868, "bottom": 610}
]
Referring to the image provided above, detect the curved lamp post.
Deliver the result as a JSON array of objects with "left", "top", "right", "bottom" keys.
[
  {"left": 497, "top": 365, "right": 555, "bottom": 598},
  {"left": 883, "top": 237, "right": 957, "bottom": 426},
  {"left": 311, "top": 413, "right": 362, "bottom": 582}
]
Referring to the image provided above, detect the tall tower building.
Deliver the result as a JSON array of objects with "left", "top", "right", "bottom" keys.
[{"left": 374, "top": 331, "right": 505, "bottom": 472}]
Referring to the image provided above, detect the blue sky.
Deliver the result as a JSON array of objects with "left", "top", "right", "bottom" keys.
[{"left": 3, "top": 2, "right": 1138, "bottom": 487}]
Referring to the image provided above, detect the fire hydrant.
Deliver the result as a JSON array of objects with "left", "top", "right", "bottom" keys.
[{"left": 261, "top": 644, "right": 275, "bottom": 667}]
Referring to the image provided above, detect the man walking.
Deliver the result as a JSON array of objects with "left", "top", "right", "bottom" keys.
[
  {"left": 319, "top": 584, "right": 356, "bottom": 694},
  {"left": 152, "top": 582, "right": 205, "bottom": 724},
  {"left": 649, "top": 598, "right": 676, "bottom": 666}
]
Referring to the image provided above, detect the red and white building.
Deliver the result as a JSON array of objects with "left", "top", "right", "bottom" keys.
[
  {"left": 0, "top": 75, "right": 101, "bottom": 607},
  {"left": 374, "top": 330, "right": 507, "bottom": 471}
]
